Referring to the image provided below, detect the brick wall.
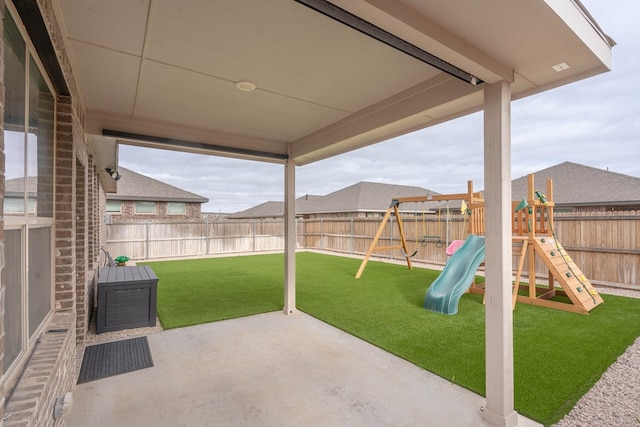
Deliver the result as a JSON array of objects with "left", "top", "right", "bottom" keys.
[
  {"left": 111, "top": 201, "right": 204, "bottom": 222},
  {"left": 4, "top": 313, "right": 76, "bottom": 427},
  {"left": 0, "top": 0, "right": 6, "bottom": 420},
  {"left": 187, "top": 202, "right": 202, "bottom": 218},
  {"left": 2, "top": 1, "right": 102, "bottom": 425},
  {"left": 85, "top": 157, "right": 99, "bottom": 330},
  {"left": 54, "top": 97, "right": 77, "bottom": 313},
  {"left": 2, "top": 95, "right": 80, "bottom": 427},
  {"left": 75, "top": 159, "right": 87, "bottom": 344}
]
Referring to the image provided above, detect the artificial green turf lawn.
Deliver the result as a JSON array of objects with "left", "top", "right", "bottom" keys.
[
  {"left": 143, "top": 252, "right": 640, "bottom": 426},
  {"left": 143, "top": 254, "right": 285, "bottom": 329}
]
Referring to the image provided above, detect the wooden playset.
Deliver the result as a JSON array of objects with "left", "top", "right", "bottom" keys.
[
  {"left": 355, "top": 174, "right": 604, "bottom": 314},
  {"left": 355, "top": 181, "right": 483, "bottom": 278}
]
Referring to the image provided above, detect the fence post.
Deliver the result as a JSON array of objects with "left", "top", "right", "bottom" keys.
[
  {"left": 300, "top": 218, "right": 304, "bottom": 250},
  {"left": 320, "top": 219, "right": 324, "bottom": 251},
  {"left": 205, "top": 217, "right": 210, "bottom": 255},
  {"left": 350, "top": 218, "right": 354, "bottom": 254},
  {"left": 252, "top": 219, "right": 256, "bottom": 252},
  {"left": 145, "top": 221, "right": 150, "bottom": 259}
]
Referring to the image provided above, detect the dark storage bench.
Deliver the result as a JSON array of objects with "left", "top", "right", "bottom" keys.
[{"left": 96, "top": 265, "right": 158, "bottom": 334}]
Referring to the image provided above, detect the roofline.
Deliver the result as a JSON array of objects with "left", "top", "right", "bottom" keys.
[
  {"left": 107, "top": 195, "right": 209, "bottom": 203},
  {"left": 557, "top": 201, "right": 640, "bottom": 207}
]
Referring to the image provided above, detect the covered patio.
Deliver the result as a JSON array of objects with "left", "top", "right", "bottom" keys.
[
  {"left": 68, "top": 311, "right": 542, "bottom": 426},
  {"left": 45, "top": 1, "right": 613, "bottom": 425},
  {"left": 60, "top": 0, "right": 613, "bottom": 426}
]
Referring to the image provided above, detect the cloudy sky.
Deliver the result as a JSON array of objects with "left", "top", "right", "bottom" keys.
[{"left": 119, "top": 0, "right": 639, "bottom": 213}]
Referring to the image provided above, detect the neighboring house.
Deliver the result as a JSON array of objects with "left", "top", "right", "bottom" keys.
[
  {"left": 511, "top": 162, "right": 640, "bottom": 212},
  {"left": 229, "top": 196, "right": 321, "bottom": 220},
  {"left": 106, "top": 167, "right": 209, "bottom": 220},
  {"left": 230, "top": 182, "right": 449, "bottom": 220},
  {"left": 298, "top": 182, "right": 446, "bottom": 219},
  {"left": 235, "top": 162, "right": 640, "bottom": 221},
  {"left": 3, "top": 176, "right": 38, "bottom": 215}
]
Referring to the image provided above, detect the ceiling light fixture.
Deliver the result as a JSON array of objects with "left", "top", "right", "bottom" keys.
[
  {"left": 236, "top": 81, "right": 257, "bottom": 92},
  {"left": 552, "top": 62, "right": 570, "bottom": 72}
]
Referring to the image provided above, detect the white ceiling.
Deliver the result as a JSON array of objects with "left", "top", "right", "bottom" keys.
[{"left": 53, "top": 0, "right": 613, "bottom": 170}]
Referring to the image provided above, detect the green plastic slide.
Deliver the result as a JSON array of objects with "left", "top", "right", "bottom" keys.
[{"left": 423, "top": 235, "right": 485, "bottom": 315}]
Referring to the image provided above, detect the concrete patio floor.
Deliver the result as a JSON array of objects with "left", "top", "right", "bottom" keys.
[{"left": 68, "top": 311, "right": 541, "bottom": 427}]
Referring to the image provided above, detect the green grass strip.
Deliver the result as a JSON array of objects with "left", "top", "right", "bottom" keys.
[
  {"left": 143, "top": 252, "right": 640, "bottom": 426},
  {"left": 144, "top": 254, "right": 285, "bottom": 329}
]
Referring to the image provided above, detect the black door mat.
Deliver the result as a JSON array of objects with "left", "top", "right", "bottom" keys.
[{"left": 78, "top": 336, "right": 153, "bottom": 384}]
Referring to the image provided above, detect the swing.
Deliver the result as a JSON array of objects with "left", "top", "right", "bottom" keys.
[
  {"left": 421, "top": 201, "right": 444, "bottom": 247},
  {"left": 434, "top": 203, "right": 449, "bottom": 248},
  {"left": 400, "top": 247, "right": 418, "bottom": 258},
  {"left": 400, "top": 203, "right": 418, "bottom": 258}
]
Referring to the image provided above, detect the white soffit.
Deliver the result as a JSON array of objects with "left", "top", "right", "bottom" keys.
[{"left": 54, "top": 0, "right": 613, "bottom": 166}]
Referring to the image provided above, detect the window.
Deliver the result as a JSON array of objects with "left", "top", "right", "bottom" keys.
[
  {"left": 135, "top": 201, "right": 156, "bottom": 214},
  {"left": 106, "top": 200, "right": 122, "bottom": 213},
  {"left": 167, "top": 202, "right": 186, "bottom": 214},
  {"left": 3, "top": 10, "right": 55, "bottom": 379},
  {"left": 3, "top": 196, "right": 36, "bottom": 214}
]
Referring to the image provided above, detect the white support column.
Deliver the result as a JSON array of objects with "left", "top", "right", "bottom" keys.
[
  {"left": 483, "top": 81, "right": 519, "bottom": 427},
  {"left": 284, "top": 158, "right": 297, "bottom": 315}
]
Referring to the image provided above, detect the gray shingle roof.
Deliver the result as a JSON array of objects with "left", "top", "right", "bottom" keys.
[
  {"left": 298, "top": 181, "right": 442, "bottom": 214},
  {"left": 232, "top": 162, "right": 639, "bottom": 219},
  {"left": 230, "top": 182, "right": 449, "bottom": 218},
  {"left": 511, "top": 162, "right": 640, "bottom": 206},
  {"left": 229, "top": 201, "right": 286, "bottom": 218},
  {"left": 229, "top": 195, "right": 322, "bottom": 219},
  {"left": 5, "top": 176, "right": 38, "bottom": 195},
  {"left": 107, "top": 167, "right": 209, "bottom": 203}
]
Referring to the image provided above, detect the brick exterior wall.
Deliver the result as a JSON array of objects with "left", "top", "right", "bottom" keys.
[
  {"left": 75, "top": 158, "right": 87, "bottom": 344},
  {"left": 0, "top": 1, "right": 6, "bottom": 421},
  {"left": 2, "top": 2, "right": 101, "bottom": 425},
  {"left": 54, "top": 98, "right": 77, "bottom": 313},
  {"left": 4, "top": 313, "right": 76, "bottom": 427},
  {"left": 111, "top": 200, "right": 203, "bottom": 221},
  {"left": 85, "top": 157, "right": 99, "bottom": 333},
  {"left": 2, "top": 96, "right": 81, "bottom": 427}
]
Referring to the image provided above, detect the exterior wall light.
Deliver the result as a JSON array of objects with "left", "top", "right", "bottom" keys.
[{"left": 105, "top": 168, "right": 121, "bottom": 181}]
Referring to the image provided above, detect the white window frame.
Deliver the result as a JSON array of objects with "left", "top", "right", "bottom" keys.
[
  {"left": 167, "top": 202, "right": 186, "bottom": 215},
  {"left": 135, "top": 201, "right": 157, "bottom": 214},
  {"left": 2, "top": 2, "right": 56, "bottom": 386},
  {"left": 106, "top": 199, "right": 122, "bottom": 213}
]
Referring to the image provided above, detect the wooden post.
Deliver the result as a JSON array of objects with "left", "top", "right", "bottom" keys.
[
  {"left": 527, "top": 174, "right": 536, "bottom": 298},
  {"left": 512, "top": 238, "right": 528, "bottom": 309},
  {"left": 394, "top": 204, "right": 413, "bottom": 270},
  {"left": 355, "top": 206, "right": 394, "bottom": 278},
  {"left": 467, "top": 180, "right": 474, "bottom": 235}
]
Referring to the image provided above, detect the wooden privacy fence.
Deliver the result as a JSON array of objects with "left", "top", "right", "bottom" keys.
[
  {"left": 105, "top": 220, "right": 303, "bottom": 260},
  {"left": 105, "top": 212, "right": 639, "bottom": 289}
]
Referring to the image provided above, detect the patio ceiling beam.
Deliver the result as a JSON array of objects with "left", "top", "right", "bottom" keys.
[
  {"left": 11, "top": 0, "right": 69, "bottom": 96},
  {"left": 289, "top": 73, "right": 480, "bottom": 164},
  {"left": 85, "top": 111, "right": 288, "bottom": 164},
  {"left": 102, "top": 129, "right": 288, "bottom": 163},
  {"left": 329, "top": 0, "right": 514, "bottom": 84},
  {"left": 294, "top": 0, "right": 482, "bottom": 86}
]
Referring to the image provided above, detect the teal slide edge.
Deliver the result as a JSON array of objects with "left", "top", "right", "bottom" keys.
[{"left": 423, "top": 235, "right": 486, "bottom": 315}]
